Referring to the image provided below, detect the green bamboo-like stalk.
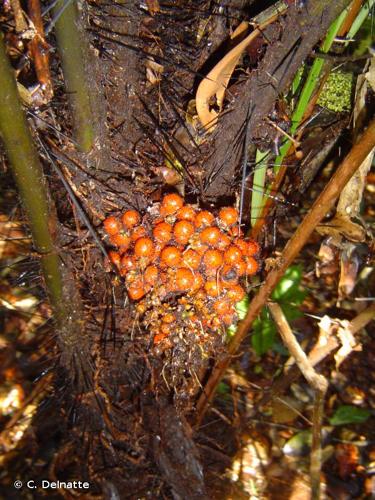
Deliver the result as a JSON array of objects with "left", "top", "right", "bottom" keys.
[
  {"left": 0, "top": 32, "right": 65, "bottom": 315},
  {"left": 53, "top": 0, "right": 94, "bottom": 152},
  {"left": 250, "top": 4, "right": 356, "bottom": 227},
  {"left": 0, "top": 33, "right": 88, "bottom": 384},
  {"left": 273, "top": 5, "right": 349, "bottom": 171}
]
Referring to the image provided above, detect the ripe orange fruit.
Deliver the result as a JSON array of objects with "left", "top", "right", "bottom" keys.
[
  {"left": 227, "top": 283, "right": 245, "bottom": 302},
  {"left": 195, "top": 210, "right": 215, "bottom": 228},
  {"left": 110, "top": 232, "right": 131, "bottom": 249},
  {"left": 204, "top": 280, "right": 223, "bottom": 297},
  {"left": 176, "top": 205, "right": 196, "bottom": 221},
  {"left": 190, "top": 272, "right": 204, "bottom": 293},
  {"left": 246, "top": 241, "right": 260, "bottom": 256},
  {"left": 182, "top": 249, "right": 201, "bottom": 270},
  {"left": 233, "top": 238, "right": 248, "bottom": 254},
  {"left": 154, "top": 332, "right": 168, "bottom": 344},
  {"left": 199, "top": 226, "right": 221, "bottom": 246},
  {"left": 144, "top": 265, "right": 159, "bottom": 285},
  {"left": 128, "top": 282, "right": 146, "bottom": 300},
  {"left": 162, "top": 312, "right": 175, "bottom": 324},
  {"left": 216, "top": 233, "right": 231, "bottom": 250},
  {"left": 245, "top": 256, "right": 258, "bottom": 275},
  {"left": 234, "top": 259, "right": 247, "bottom": 276},
  {"left": 193, "top": 240, "right": 209, "bottom": 256},
  {"left": 153, "top": 221, "right": 172, "bottom": 244},
  {"left": 213, "top": 298, "right": 231, "bottom": 316},
  {"left": 175, "top": 268, "right": 194, "bottom": 290},
  {"left": 229, "top": 226, "right": 243, "bottom": 237},
  {"left": 160, "top": 246, "right": 182, "bottom": 267},
  {"left": 160, "top": 193, "right": 184, "bottom": 215},
  {"left": 224, "top": 245, "right": 242, "bottom": 265},
  {"left": 120, "top": 254, "right": 136, "bottom": 271},
  {"left": 131, "top": 226, "right": 147, "bottom": 241},
  {"left": 121, "top": 209, "right": 141, "bottom": 229},
  {"left": 108, "top": 250, "right": 121, "bottom": 268},
  {"left": 203, "top": 249, "right": 223, "bottom": 269},
  {"left": 219, "top": 207, "right": 238, "bottom": 226},
  {"left": 134, "top": 237, "right": 154, "bottom": 258},
  {"left": 173, "top": 220, "right": 195, "bottom": 244},
  {"left": 103, "top": 216, "right": 121, "bottom": 235}
]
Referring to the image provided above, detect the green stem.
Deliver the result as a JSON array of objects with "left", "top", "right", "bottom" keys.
[
  {"left": 53, "top": 0, "right": 95, "bottom": 152},
  {"left": 0, "top": 31, "right": 64, "bottom": 313},
  {"left": 0, "top": 32, "right": 89, "bottom": 385},
  {"left": 274, "top": 6, "right": 349, "bottom": 171}
]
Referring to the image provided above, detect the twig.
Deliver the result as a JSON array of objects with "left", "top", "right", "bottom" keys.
[
  {"left": 268, "top": 302, "right": 328, "bottom": 500},
  {"left": 28, "top": 0, "right": 53, "bottom": 100},
  {"left": 195, "top": 117, "right": 375, "bottom": 426},
  {"left": 268, "top": 303, "right": 328, "bottom": 392},
  {"left": 349, "top": 304, "right": 375, "bottom": 334}
]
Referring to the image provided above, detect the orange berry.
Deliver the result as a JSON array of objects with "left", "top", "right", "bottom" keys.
[
  {"left": 204, "top": 280, "right": 223, "bottom": 297},
  {"left": 163, "top": 312, "right": 175, "bottom": 324},
  {"left": 234, "top": 259, "right": 247, "bottom": 276},
  {"left": 224, "top": 245, "right": 242, "bottom": 265},
  {"left": 103, "top": 216, "right": 121, "bottom": 235},
  {"left": 127, "top": 282, "right": 146, "bottom": 301},
  {"left": 173, "top": 220, "right": 195, "bottom": 244},
  {"left": 154, "top": 332, "right": 168, "bottom": 344},
  {"left": 134, "top": 237, "right": 154, "bottom": 258},
  {"left": 195, "top": 210, "right": 215, "bottom": 228},
  {"left": 203, "top": 249, "right": 223, "bottom": 269},
  {"left": 199, "top": 226, "right": 221, "bottom": 246},
  {"left": 216, "top": 233, "right": 231, "bottom": 250},
  {"left": 229, "top": 226, "right": 243, "bottom": 237},
  {"left": 219, "top": 207, "right": 238, "bottom": 226},
  {"left": 213, "top": 298, "right": 231, "bottom": 316},
  {"left": 160, "top": 193, "right": 184, "bottom": 215},
  {"left": 110, "top": 232, "right": 131, "bottom": 249},
  {"left": 108, "top": 250, "right": 121, "bottom": 268},
  {"left": 227, "top": 283, "right": 245, "bottom": 302},
  {"left": 121, "top": 209, "right": 141, "bottom": 229},
  {"left": 120, "top": 254, "right": 136, "bottom": 271},
  {"left": 182, "top": 249, "right": 201, "bottom": 270},
  {"left": 153, "top": 221, "right": 172, "bottom": 244},
  {"left": 190, "top": 272, "right": 204, "bottom": 293},
  {"left": 193, "top": 241, "right": 209, "bottom": 256},
  {"left": 234, "top": 238, "right": 248, "bottom": 254},
  {"left": 177, "top": 205, "right": 196, "bottom": 221},
  {"left": 245, "top": 256, "right": 258, "bottom": 275},
  {"left": 175, "top": 268, "right": 194, "bottom": 290},
  {"left": 161, "top": 246, "right": 182, "bottom": 267},
  {"left": 144, "top": 265, "right": 159, "bottom": 285},
  {"left": 131, "top": 226, "right": 147, "bottom": 241},
  {"left": 246, "top": 240, "right": 260, "bottom": 256}
]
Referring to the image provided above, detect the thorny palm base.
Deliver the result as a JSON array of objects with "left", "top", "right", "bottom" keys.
[{"left": 0, "top": 0, "right": 373, "bottom": 498}]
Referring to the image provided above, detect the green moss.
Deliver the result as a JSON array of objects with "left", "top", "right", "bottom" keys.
[{"left": 317, "top": 71, "right": 354, "bottom": 112}]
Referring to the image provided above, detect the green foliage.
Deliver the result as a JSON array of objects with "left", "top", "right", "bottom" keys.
[
  {"left": 252, "top": 266, "right": 307, "bottom": 356},
  {"left": 329, "top": 405, "right": 371, "bottom": 426}
]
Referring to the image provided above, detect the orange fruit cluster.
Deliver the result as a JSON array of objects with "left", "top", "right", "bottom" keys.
[{"left": 103, "top": 194, "right": 259, "bottom": 348}]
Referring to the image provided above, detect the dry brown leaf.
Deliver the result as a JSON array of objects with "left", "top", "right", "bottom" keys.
[{"left": 196, "top": 11, "right": 283, "bottom": 132}]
